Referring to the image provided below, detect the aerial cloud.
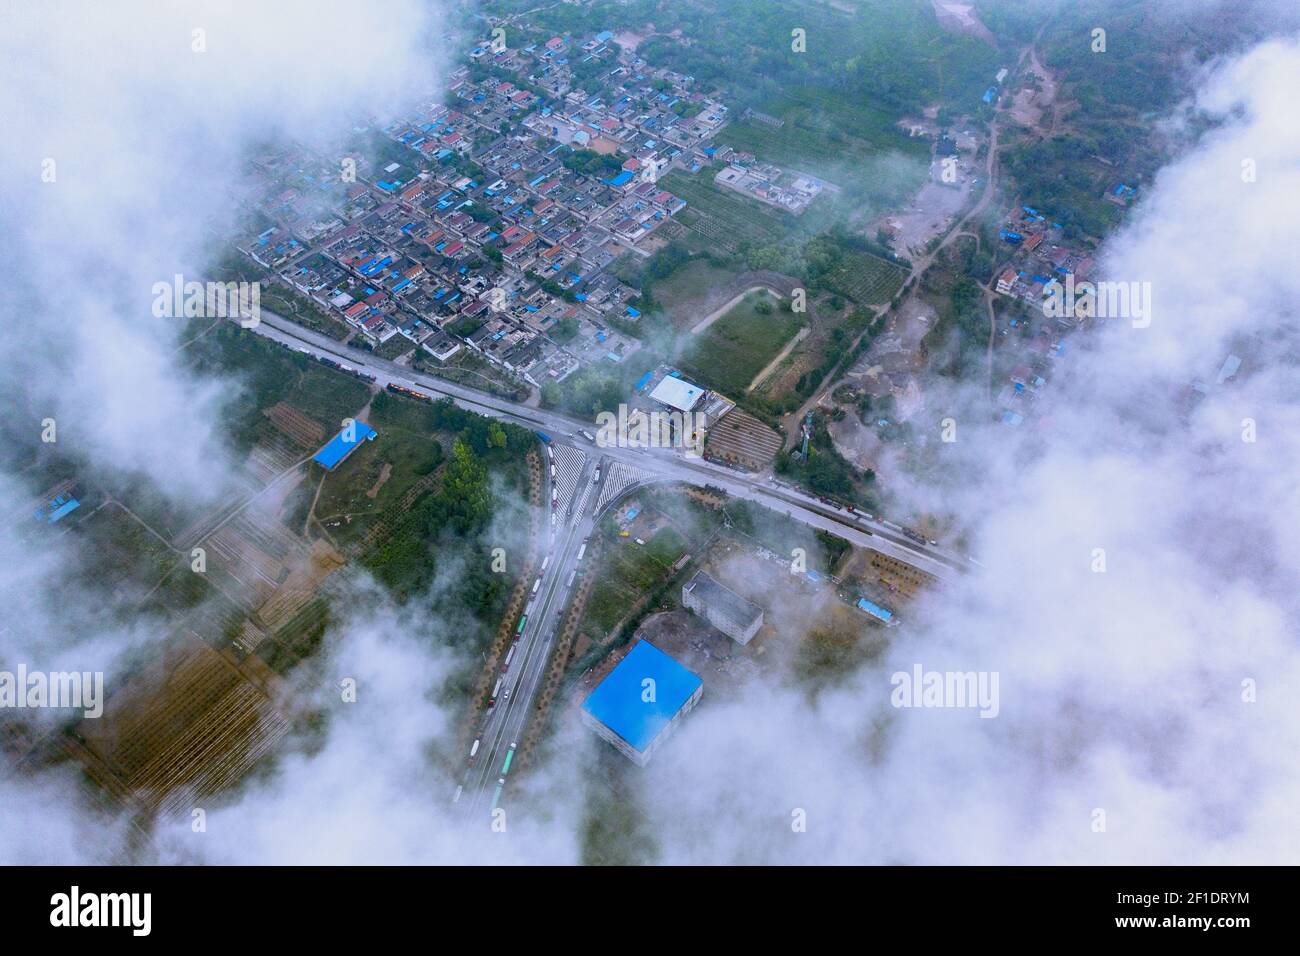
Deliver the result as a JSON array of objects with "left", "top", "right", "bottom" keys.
[{"left": 1, "top": 5, "right": 1296, "bottom": 865}]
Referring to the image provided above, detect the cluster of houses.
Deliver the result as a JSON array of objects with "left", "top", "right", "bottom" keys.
[
  {"left": 990, "top": 204, "right": 1099, "bottom": 426},
  {"left": 236, "top": 25, "right": 737, "bottom": 389}
]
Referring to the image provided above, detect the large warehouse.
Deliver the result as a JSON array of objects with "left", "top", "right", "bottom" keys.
[
  {"left": 581, "top": 640, "right": 703, "bottom": 766},
  {"left": 312, "top": 420, "right": 377, "bottom": 470},
  {"left": 649, "top": 372, "right": 705, "bottom": 412}
]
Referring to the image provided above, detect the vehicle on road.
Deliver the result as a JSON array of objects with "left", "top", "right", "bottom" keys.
[
  {"left": 535, "top": 430, "right": 552, "bottom": 444},
  {"left": 470, "top": 739, "right": 480, "bottom": 758},
  {"left": 580, "top": 430, "right": 596, "bottom": 442},
  {"left": 386, "top": 382, "right": 433, "bottom": 404}
]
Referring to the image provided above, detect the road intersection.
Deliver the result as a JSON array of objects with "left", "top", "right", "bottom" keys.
[{"left": 239, "top": 310, "right": 970, "bottom": 817}]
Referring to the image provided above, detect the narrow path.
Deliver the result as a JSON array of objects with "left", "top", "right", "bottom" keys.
[
  {"left": 690, "top": 284, "right": 784, "bottom": 335},
  {"left": 747, "top": 326, "right": 810, "bottom": 393}
]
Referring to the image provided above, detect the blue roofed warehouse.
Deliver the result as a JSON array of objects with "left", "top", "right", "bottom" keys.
[
  {"left": 313, "top": 420, "right": 377, "bottom": 471},
  {"left": 581, "top": 640, "right": 703, "bottom": 766}
]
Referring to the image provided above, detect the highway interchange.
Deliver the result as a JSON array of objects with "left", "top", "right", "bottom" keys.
[{"left": 238, "top": 309, "right": 970, "bottom": 816}]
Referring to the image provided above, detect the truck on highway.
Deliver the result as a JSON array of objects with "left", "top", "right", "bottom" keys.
[
  {"left": 576, "top": 543, "right": 587, "bottom": 562},
  {"left": 470, "top": 739, "right": 480, "bottom": 758},
  {"left": 503, "top": 645, "right": 516, "bottom": 669},
  {"left": 535, "top": 430, "right": 552, "bottom": 444},
  {"left": 386, "top": 383, "right": 432, "bottom": 404},
  {"left": 531, "top": 577, "right": 541, "bottom": 595}
]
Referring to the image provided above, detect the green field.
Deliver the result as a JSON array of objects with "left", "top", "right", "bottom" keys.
[
  {"left": 77, "top": 502, "right": 180, "bottom": 600},
  {"left": 680, "top": 290, "right": 803, "bottom": 397},
  {"left": 648, "top": 259, "right": 743, "bottom": 329},
  {"left": 659, "top": 172, "right": 794, "bottom": 253},
  {"left": 717, "top": 92, "right": 926, "bottom": 174},
  {"left": 820, "top": 250, "right": 908, "bottom": 306},
  {"left": 311, "top": 404, "right": 446, "bottom": 547},
  {"left": 583, "top": 526, "right": 688, "bottom": 635}
]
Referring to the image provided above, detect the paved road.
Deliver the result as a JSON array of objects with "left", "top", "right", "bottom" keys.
[
  {"left": 247, "top": 310, "right": 964, "bottom": 580},
  {"left": 457, "top": 449, "right": 601, "bottom": 818},
  {"left": 240, "top": 311, "right": 971, "bottom": 817}
]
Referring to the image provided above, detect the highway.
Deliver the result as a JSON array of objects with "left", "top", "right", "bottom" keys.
[
  {"left": 235, "top": 310, "right": 969, "bottom": 817},
  {"left": 244, "top": 310, "right": 964, "bottom": 580},
  {"left": 457, "top": 447, "right": 601, "bottom": 818}
]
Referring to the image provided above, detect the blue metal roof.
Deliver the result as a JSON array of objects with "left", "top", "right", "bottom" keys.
[
  {"left": 582, "top": 641, "right": 701, "bottom": 753},
  {"left": 856, "top": 597, "right": 893, "bottom": 622},
  {"left": 313, "top": 421, "right": 377, "bottom": 470},
  {"left": 34, "top": 496, "right": 80, "bottom": 523}
]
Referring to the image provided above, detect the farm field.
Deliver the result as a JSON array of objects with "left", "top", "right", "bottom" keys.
[
  {"left": 819, "top": 250, "right": 908, "bottom": 306},
  {"left": 680, "top": 290, "right": 803, "bottom": 397},
  {"left": 753, "top": 89, "right": 928, "bottom": 158},
  {"left": 659, "top": 172, "right": 794, "bottom": 254},
  {"left": 77, "top": 501, "right": 180, "bottom": 601},
  {"left": 715, "top": 90, "right": 928, "bottom": 212}
]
